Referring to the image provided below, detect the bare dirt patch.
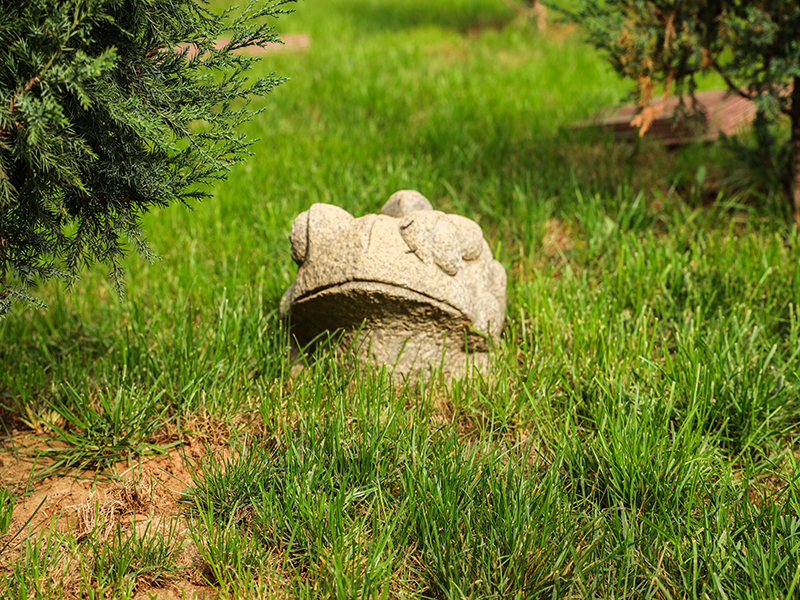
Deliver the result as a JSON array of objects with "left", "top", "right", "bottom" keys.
[
  {"left": 214, "top": 33, "right": 310, "bottom": 55},
  {"left": 0, "top": 434, "right": 223, "bottom": 599}
]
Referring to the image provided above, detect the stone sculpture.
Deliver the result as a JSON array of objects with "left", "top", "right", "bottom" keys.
[{"left": 280, "top": 190, "right": 507, "bottom": 381}]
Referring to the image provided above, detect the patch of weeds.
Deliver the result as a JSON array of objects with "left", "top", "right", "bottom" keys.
[
  {"left": 183, "top": 407, "right": 595, "bottom": 597},
  {"left": 650, "top": 474, "right": 800, "bottom": 598},
  {"left": 187, "top": 503, "right": 282, "bottom": 594},
  {"left": 403, "top": 433, "right": 576, "bottom": 598},
  {"left": 309, "top": 496, "right": 412, "bottom": 599},
  {"left": 184, "top": 414, "right": 420, "bottom": 596},
  {"left": 32, "top": 384, "right": 174, "bottom": 477},
  {"left": 445, "top": 366, "right": 533, "bottom": 442},
  {"left": 1, "top": 519, "right": 74, "bottom": 599},
  {"left": 182, "top": 437, "right": 277, "bottom": 524},
  {"left": 560, "top": 387, "right": 721, "bottom": 513},
  {"left": 667, "top": 309, "right": 800, "bottom": 455},
  {"left": 82, "top": 517, "right": 184, "bottom": 596},
  {"left": 1, "top": 484, "right": 182, "bottom": 599}
]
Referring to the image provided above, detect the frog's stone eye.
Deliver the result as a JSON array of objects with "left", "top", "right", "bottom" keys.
[
  {"left": 290, "top": 210, "right": 309, "bottom": 265},
  {"left": 306, "top": 203, "right": 355, "bottom": 258}
]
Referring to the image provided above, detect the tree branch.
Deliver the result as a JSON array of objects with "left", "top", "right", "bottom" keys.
[{"left": 708, "top": 55, "right": 756, "bottom": 101}]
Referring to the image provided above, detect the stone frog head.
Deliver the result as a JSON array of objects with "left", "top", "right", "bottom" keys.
[{"left": 280, "top": 190, "right": 507, "bottom": 378}]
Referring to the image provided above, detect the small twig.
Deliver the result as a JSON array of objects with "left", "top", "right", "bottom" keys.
[
  {"left": 708, "top": 54, "right": 756, "bottom": 102},
  {"left": 23, "top": 75, "right": 40, "bottom": 93}
]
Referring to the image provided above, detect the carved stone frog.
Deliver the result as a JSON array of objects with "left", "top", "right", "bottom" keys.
[{"left": 280, "top": 190, "right": 507, "bottom": 381}]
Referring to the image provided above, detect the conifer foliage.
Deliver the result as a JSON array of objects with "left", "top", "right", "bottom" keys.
[
  {"left": 0, "top": 0, "right": 294, "bottom": 315},
  {"left": 561, "top": 1, "right": 800, "bottom": 221}
]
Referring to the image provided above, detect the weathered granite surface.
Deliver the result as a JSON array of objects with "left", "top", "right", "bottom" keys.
[{"left": 280, "top": 190, "right": 507, "bottom": 381}]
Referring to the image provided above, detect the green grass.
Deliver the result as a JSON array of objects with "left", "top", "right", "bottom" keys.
[{"left": 2, "top": 0, "right": 800, "bottom": 598}]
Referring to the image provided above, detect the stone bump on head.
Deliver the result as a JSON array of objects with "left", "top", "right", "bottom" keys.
[{"left": 380, "top": 189, "right": 433, "bottom": 217}]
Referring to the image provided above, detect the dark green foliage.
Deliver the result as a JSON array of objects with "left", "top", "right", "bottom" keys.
[
  {"left": 558, "top": 0, "right": 800, "bottom": 220},
  {"left": 0, "top": 0, "right": 293, "bottom": 315}
]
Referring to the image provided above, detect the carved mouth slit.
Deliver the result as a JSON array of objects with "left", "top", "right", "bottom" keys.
[
  {"left": 288, "top": 279, "right": 489, "bottom": 352},
  {"left": 293, "top": 279, "right": 463, "bottom": 315}
]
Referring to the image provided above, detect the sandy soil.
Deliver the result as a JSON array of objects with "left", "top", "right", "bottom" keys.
[{"left": 0, "top": 430, "right": 224, "bottom": 599}]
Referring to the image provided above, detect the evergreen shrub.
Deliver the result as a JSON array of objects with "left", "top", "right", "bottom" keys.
[
  {"left": 559, "top": 1, "right": 800, "bottom": 221},
  {"left": 0, "top": 0, "right": 294, "bottom": 315}
]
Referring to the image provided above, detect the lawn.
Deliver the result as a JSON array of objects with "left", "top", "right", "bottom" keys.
[{"left": 1, "top": 0, "right": 800, "bottom": 598}]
